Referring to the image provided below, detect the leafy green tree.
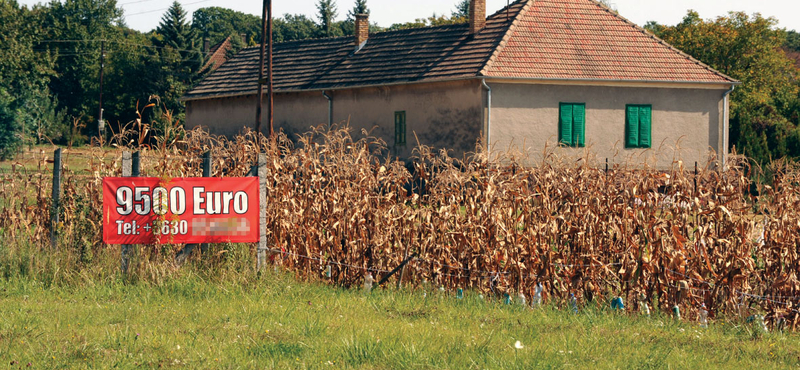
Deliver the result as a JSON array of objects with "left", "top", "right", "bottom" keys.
[
  {"left": 650, "top": 11, "right": 800, "bottom": 164},
  {"left": 388, "top": 13, "right": 464, "bottom": 31},
  {"left": 316, "top": 0, "right": 339, "bottom": 38},
  {"left": 43, "top": 0, "right": 123, "bottom": 123},
  {"left": 785, "top": 30, "right": 800, "bottom": 52},
  {"left": 0, "top": 0, "right": 63, "bottom": 151},
  {"left": 0, "top": 88, "right": 22, "bottom": 160},
  {"left": 274, "top": 14, "right": 320, "bottom": 42},
  {"left": 191, "top": 7, "right": 260, "bottom": 46}
]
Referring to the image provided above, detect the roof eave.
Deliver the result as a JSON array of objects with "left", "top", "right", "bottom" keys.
[
  {"left": 183, "top": 76, "right": 482, "bottom": 102},
  {"left": 482, "top": 76, "right": 740, "bottom": 88}
]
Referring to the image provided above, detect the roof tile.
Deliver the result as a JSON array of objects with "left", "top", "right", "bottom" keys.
[{"left": 184, "top": 0, "right": 735, "bottom": 101}]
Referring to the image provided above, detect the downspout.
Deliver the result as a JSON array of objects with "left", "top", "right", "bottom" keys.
[
  {"left": 322, "top": 91, "right": 333, "bottom": 126},
  {"left": 722, "top": 85, "right": 735, "bottom": 168},
  {"left": 481, "top": 79, "right": 491, "bottom": 153}
]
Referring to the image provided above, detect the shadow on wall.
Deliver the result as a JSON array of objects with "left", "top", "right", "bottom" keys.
[{"left": 418, "top": 107, "right": 482, "bottom": 156}]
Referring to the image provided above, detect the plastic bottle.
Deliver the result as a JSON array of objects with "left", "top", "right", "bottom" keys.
[
  {"left": 641, "top": 303, "right": 651, "bottom": 317},
  {"left": 532, "top": 283, "right": 543, "bottom": 307},
  {"left": 457, "top": 287, "right": 464, "bottom": 299},
  {"left": 518, "top": 292, "right": 527, "bottom": 308},
  {"left": 611, "top": 297, "right": 625, "bottom": 311},
  {"left": 325, "top": 264, "right": 332, "bottom": 279},
  {"left": 698, "top": 303, "right": 708, "bottom": 328},
  {"left": 569, "top": 293, "right": 578, "bottom": 314},
  {"left": 504, "top": 292, "right": 512, "bottom": 305},
  {"left": 747, "top": 314, "right": 768, "bottom": 334},
  {"left": 638, "top": 293, "right": 650, "bottom": 316},
  {"left": 672, "top": 305, "right": 681, "bottom": 320},
  {"left": 363, "top": 272, "right": 374, "bottom": 293}
]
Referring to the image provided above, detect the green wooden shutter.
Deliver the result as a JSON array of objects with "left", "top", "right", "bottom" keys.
[
  {"left": 626, "top": 105, "right": 639, "bottom": 148},
  {"left": 638, "top": 105, "right": 651, "bottom": 148},
  {"left": 559, "top": 103, "right": 573, "bottom": 146},
  {"left": 572, "top": 104, "right": 585, "bottom": 147},
  {"left": 394, "top": 111, "right": 406, "bottom": 145}
]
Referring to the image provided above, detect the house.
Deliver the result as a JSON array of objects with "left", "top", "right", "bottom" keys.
[
  {"left": 200, "top": 35, "right": 239, "bottom": 73},
  {"left": 182, "top": 0, "right": 739, "bottom": 168}
]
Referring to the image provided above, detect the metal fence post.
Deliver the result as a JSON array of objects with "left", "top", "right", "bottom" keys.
[
  {"left": 257, "top": 153, "right": 268, "bottom": 271},
  {"left": 120, "top": 151, "right": 138, "bottom": 274},
  {"left": 50, "top": 148, "right": 62, "bottom": 249},
  {"left": 200, "top": 151, "right": 211, "bottom": 255}
]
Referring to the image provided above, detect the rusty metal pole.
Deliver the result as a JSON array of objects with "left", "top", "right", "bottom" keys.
[{"left": 267, "top": 0, "right": 274, "bottom": 139}]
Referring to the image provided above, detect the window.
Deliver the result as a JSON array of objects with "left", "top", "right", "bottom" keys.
[
  {"left": 559, "top": 103, "right": 585, "bottom": 147},
  {"left": 626, "top": 105, "right": 652, "bottom": 148},
  {"left": 394, "top": 111, "right": 406, "bottom": 145}
]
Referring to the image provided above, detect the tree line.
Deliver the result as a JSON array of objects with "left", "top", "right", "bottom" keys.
[
  {"left": 0, "top": 0, "right": 798, "bottom": 170},
  {"left": 646, "top": 13, "right": 800, "bottom": 168},
  {"left": 0, "top": 0, "right": 471, "bottom": 159}
]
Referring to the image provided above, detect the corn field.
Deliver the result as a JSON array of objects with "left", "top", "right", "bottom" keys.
[{"left": 1, "top": 122, "right": 799, "bottom": 330}]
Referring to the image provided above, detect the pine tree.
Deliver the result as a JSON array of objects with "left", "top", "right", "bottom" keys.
[
  {"left": 316, "top": 0, "right": 338, "bottom": 38},
  {"left": 452, "top": 0, "right": 469, "bottom": 20},
  {"left": 153, "top": 2, "right": 204, "bottom": 127},
  {"left": 157, "top": 2, "right": 196, "bottom": 52},
  {"left": 347, "top": 0, "right": 369, "bottom": 21}
]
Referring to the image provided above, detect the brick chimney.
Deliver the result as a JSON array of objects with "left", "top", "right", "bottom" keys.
[
  {"left": 240, "top": 33, "right": 247, "bottom": 45},
  {"left": 469, "top": 0, "right": 486, "bottom": 34},
  {"left": 203, "top": 38, "right": 210, "bottom": 54},
  {"left": 355, "top": 14, "right": 369, "bottom": 47}
]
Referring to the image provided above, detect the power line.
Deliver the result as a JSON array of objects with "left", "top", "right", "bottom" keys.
[
  {"left": 118, "top": 0, "right": 157, "bottom": 6},
  {"left": 37, "top": 39, "right": 205, "bottom": 55},
  {"left": 124, "top": 0, "right": 213, "bottom": 17}
]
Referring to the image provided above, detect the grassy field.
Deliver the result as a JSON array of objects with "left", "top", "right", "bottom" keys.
[
  {"left": 1, "top": 268, "right": 798, "bottom": 369},
  {"left": 0, "top": 145, "right": 120, "bottom": 174}
]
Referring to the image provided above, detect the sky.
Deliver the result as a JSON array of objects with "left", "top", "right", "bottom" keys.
[{"left": 19, "top": 0, "right": 800, "bottom": 34}]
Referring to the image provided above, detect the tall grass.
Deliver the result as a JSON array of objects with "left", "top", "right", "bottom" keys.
[{"left": 1, "top": 113, "right": 800, "bottom": 331}]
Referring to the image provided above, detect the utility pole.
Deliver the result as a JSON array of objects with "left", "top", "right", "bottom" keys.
[
  {"left": 97, "top": 40, "right": 105, "bottom": 143},
  {"left": 257, "top": 0, "right": 274, "bottom": 144},
  {"left": 267, "top": 0, "right": 273, "bottom": 139}
]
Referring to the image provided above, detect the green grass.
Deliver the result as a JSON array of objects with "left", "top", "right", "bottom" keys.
[{"left": 1, "top": 268, "right": 798, "bottom": 369}]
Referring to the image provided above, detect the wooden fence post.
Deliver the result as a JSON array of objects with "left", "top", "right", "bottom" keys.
[
  {"left": 120, "top": 151, "right": 138, "bottom": 274},
  {"left": 50, "top": 148, "right": 62, "bottom": 250},
  {"left": 257, "top": 153, "right": 268, "bottom": 271}
]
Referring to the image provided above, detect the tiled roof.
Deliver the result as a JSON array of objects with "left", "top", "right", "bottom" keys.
[
  {"left": 184, "top": 0, "right": 736, "bottom": 101},
  {"left": 483, "top": 0, "right": 736, "bottom": 82},
  {"left": 183, "top": 1, "right": 525, "bottom": 100},
  {"left": 200, "top": 36, "right": 233, "bottom": 73}
]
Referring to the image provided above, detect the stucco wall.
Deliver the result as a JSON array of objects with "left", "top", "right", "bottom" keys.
[
  {"left": 186, "top": 80, "right": 484, "bottom": 160},
  {"left": 488, "top": 83, "right": 727, "bottom": 169}
]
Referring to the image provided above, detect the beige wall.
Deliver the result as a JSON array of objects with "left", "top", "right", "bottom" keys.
[
  {"left": 186, "top": 80, "right": 484, "bottom": 160},
  {"left": 186, "top": 80, "right": 729, "bottom": 168},
  {"left": 488, "top": 83, "right": 727, "bottom": 168}
]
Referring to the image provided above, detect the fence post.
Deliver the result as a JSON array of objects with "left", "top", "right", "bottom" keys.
[
  {"left": 50, "top": 148, "right": 62, "bottom": 250},
  {"left": 257, "top": 153, "right": 268, "bottom": 271},
  {"left": 694, "top": 162, "right": 698, "bottom": 197},
  {"left": 200, "top": 151, "right": 211, "bottom": 255},
  {"left": 120, "top": 151, "right": 138, "bottom": 274},
  {"left": 176, "top": 151, "right": 213, "bottom": 265}
]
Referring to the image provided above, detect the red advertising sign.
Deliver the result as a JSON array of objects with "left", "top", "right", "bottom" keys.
[{"left": 103, "top": 177, "right": 260, "bottom": 245}]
